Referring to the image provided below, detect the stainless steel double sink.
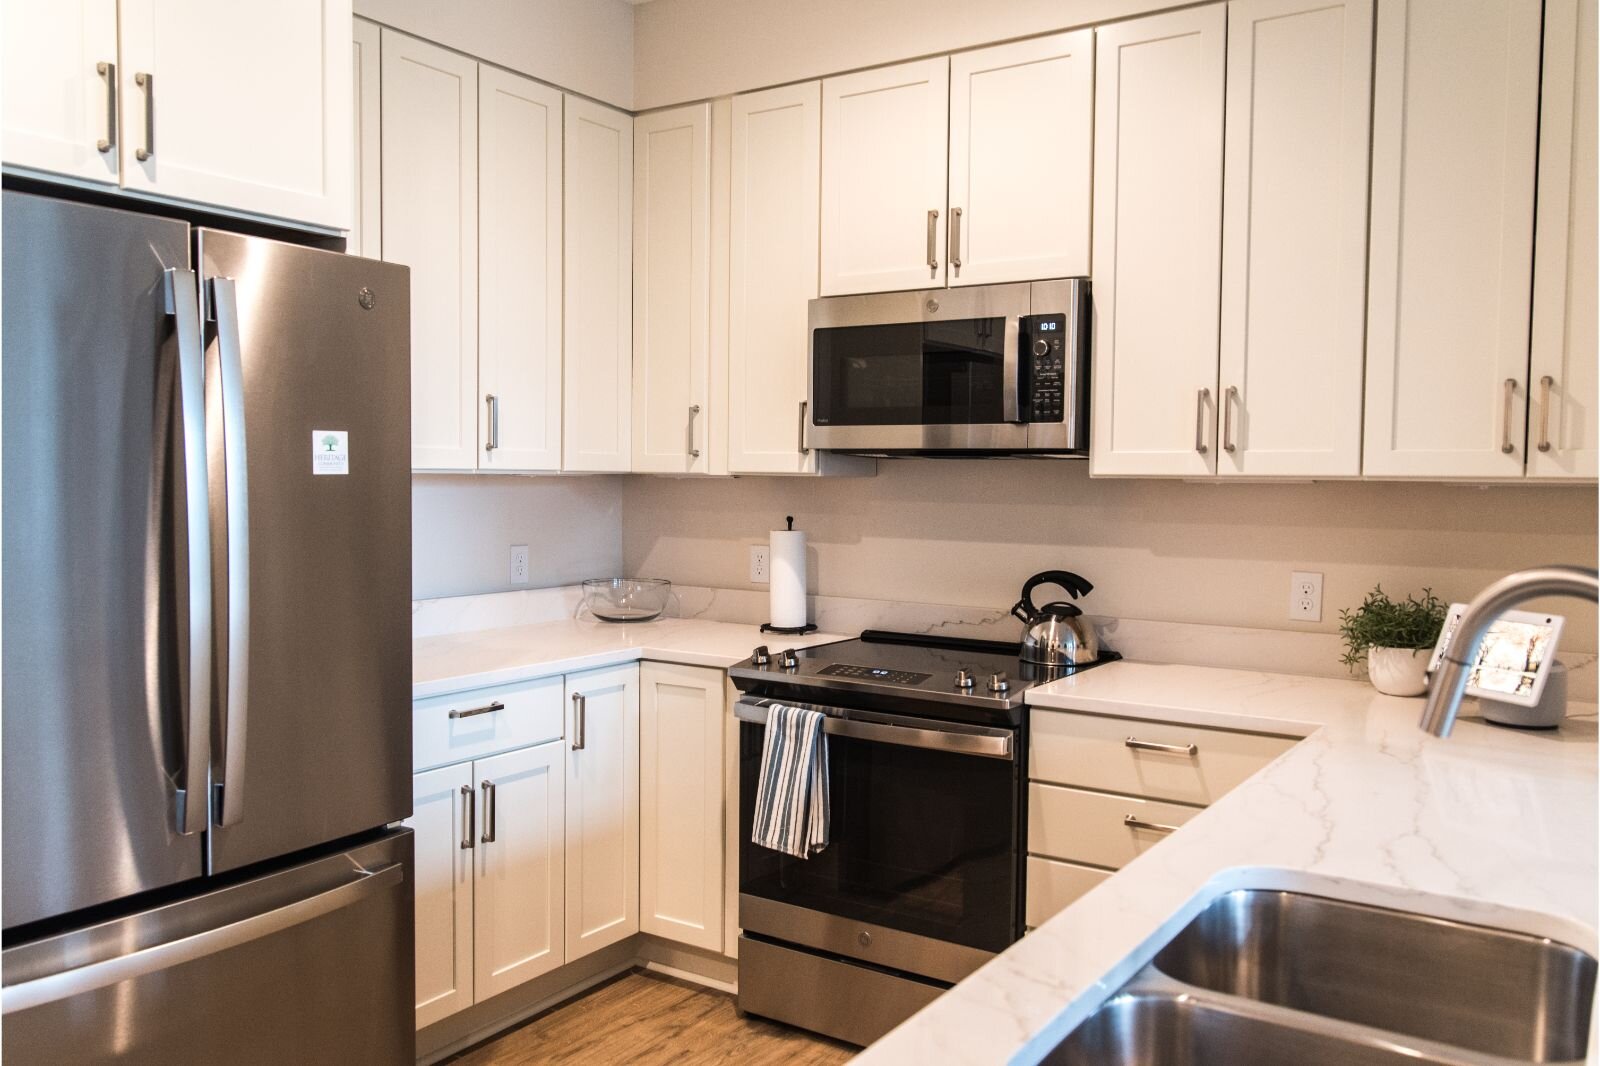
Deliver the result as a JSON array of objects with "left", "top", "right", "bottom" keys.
[{"left": 1046, "top": 889, "right": 1597, "bottom": 1065}]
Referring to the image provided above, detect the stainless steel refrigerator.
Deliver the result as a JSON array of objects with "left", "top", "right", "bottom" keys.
[{"left": 0, "top": 190, "right": 415, "bottom": 1063}]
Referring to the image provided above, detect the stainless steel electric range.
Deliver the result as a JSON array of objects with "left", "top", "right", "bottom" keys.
[{"left": 728, "top": 630, "right": 1119, "bottom": 1047}]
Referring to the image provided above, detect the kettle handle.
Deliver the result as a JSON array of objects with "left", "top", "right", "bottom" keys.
[{"left": 1018, "top": 570, "right": 1094, "bottom": 620}]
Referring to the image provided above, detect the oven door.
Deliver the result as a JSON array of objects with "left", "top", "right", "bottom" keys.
[
  {"left": 808, "top": 283, "right": 1031, "bottom": 452},
  {"left": 736, "top": 697, "right": 1022, "bottom": 984}
]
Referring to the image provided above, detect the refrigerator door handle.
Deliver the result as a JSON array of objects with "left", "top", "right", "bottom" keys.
[
  {"left": 165, "top": 268, "right": 213, "bottom": 837},
  {"left": 0, "top": 862, "right": 403, "bottom": 1015},
  {"left": 209, "top": 276, "right": 251, "bottom": 828}
]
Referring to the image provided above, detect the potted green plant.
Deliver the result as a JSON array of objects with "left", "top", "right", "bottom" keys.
[{"left": 1338, "top": 586, "right": 1448, "bottom": 696}]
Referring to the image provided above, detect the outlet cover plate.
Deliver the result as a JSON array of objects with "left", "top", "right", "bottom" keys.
[
  {"left": 750, "top": 545, "right": 770, "bottom": 584},
  {"left": 1289, "top": 570, "right": 1323, "bottom": 622},
  {"left": 511, "top": 544, "right": 530, "bottom": 584}
]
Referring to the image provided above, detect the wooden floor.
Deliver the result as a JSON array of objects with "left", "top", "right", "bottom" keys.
[{"left": 442, "top": 969, "right": 859, "bottom": 1065}]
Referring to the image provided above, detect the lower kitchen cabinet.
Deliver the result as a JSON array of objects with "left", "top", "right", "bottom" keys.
[
  {"left": 410, "top": 762, "right": 474, "bottom": 1029},
  {"left": 639, "top": 662, "right": 726, "bottom": 952},
  {"left": 565, "top": 664, "right": 641, "bottom": 961}
]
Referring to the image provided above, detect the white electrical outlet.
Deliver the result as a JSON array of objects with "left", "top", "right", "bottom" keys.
[
  {"left": 510, "top": 544, "right": 530, "bottom": 584},
  {"left": 1289, "top": 570, "right": 1323, "bottom": 622},
  {"left": 749, "top": 545, "right": 770, "bottom": 584}
]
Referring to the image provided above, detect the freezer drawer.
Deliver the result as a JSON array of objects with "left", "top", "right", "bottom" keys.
[{"left": 1, "top": 831, "right": 414, "bottom": 1065}]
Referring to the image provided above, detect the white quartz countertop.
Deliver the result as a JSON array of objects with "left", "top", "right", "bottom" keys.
[
  {"left": 858, "top": 660, "right": 1600, "bottom": 1065},
  {"left": 412, "top": 617, "right": 845, "bottom": 698}
]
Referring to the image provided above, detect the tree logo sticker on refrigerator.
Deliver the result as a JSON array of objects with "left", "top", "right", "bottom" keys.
[{"left": 312, "top": 430, "right": 349, "bottom": 475}]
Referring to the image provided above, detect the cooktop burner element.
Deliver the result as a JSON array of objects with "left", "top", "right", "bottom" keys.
[{"left": 729, "top": 629, "right": 1120, "bottom": 727}]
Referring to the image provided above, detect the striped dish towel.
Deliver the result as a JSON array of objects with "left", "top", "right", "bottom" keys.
[{"left": 751, "top": 704, "right": 830, "bottom": 859}]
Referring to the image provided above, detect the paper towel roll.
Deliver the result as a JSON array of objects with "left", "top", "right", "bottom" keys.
[{"left": 769, "top": 528, "right": 808, "bottom": 629}]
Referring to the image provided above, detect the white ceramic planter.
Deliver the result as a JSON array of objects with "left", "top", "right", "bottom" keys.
[{"left": 1367, "top": 646, "right": 1431, "bottom": 697}]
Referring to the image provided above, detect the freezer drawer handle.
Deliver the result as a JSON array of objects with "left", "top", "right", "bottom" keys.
[
  {"left": 448, "top": 700, "right": 504, "bottom": 720},
  {"left": 210, "top": 277, "right": 251, "bottom": 829},
  {"left": 0, "top": 862, "right": 404, "bottom": 1015}
]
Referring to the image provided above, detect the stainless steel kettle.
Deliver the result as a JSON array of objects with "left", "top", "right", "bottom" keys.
[{"left": 1011, "top": 570, "right": 1099, "bottom": 667}]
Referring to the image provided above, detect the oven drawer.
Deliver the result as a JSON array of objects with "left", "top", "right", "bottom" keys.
[
  {"left": 1028, "top": 782, "right": 1201, "bottom": 869},
  {"left": 738, "top": 934, "right": 944, "bottom": 1048},
  {"left": 1030, "top": 710, "right": 1297, "bottom": 805},
  {"left": 411, "top": 676, "right": 564, "bottom": 771},
  {"left": 1025, "top": 855, "right": 1111, "bottom": 929}
]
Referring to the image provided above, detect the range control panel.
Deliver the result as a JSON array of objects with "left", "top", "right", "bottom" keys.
[
  {"left": 817, "top": 663, "right": 933, "bottom": 685},
  {"left": 1021, "top": 313, "right": 1068, "bottom": 423}
]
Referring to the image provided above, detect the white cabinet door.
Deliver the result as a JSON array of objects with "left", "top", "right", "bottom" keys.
[
  {"left": 948, "top": 32, "right": 1092, "bottom": 287},
  {"left": 639, "top": 662, "right": 725, "bottom": 952},
  {"left": 1, "top": 0, "right": 119, "bottom": 184},
  {"left": 563, "top": 96, "right": 634, "bottom": 473},
  {"left": 1363, "top": 0, "right": 1541, "bottom": 478},
  {"left": 728, "top": 81, "right": 821, "bottom": 475},
  {"left": 820, "top": 58, "right": 949, "bottom": 295},
  {"left": 381, "top": 31, "right": 478, "bottom": 472},
  {"left": 479, "top": 67, "right": 564, "bottom": 473},
  {"left": 1529, "top": 0, "right": 1599, "bottom": 480},
  {"left": 407, "top": 763, "right": 473, "bottom": 1029},
  {"left": 564, "top": 665, "right": 640, "bottom": 961},
  {"left": 350, "top": 17, "right": 381, "bottom": 259},
  {"left": 474, "top": 741, "right": 565, "bottom": 1001},
  {"left": 633, "top": 103, "right": 712, "bottom": 474},
  {"left": 1217, "top": 0, "right": 1372, "bottom": 477},
  {"left": 117, "top": 0, "right": 351, "bottom": 228},
  {"left": 1089, "top": 6, "right": 1227, "bottom": 477}
]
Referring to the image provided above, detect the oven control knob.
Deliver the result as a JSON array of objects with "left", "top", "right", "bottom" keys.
[
  {"left": 955, "top": 669, "right": 975, "bottom": 690},
  {"left": 779, "top": 648, "right": 800, "bottom": 670},
  {"left": 1033, "top": 338, "right": 1049, "bottom": 358},
  {"left": 751, "top": 645, "right": 771, "bottom": 666},
  {"left": 988, "top": 671, "right": 1010, "bottom": 693}
]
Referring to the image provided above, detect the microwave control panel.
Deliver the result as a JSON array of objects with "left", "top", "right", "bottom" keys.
[{"left": 1021, "top": 313, "right": 1067, "bottom": 423}]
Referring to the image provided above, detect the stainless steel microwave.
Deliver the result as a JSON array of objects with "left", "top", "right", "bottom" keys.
[{"left": 806, "top": 279, "right": 1089, "bottom": 456}]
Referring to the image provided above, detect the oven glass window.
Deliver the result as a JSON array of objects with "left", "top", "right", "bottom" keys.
[
  {"left": 739, "top": 723, "right": 1019, "bottom": 953},
  {"left": 810, "top": 318, "right": 1006, "bottom": 426}
]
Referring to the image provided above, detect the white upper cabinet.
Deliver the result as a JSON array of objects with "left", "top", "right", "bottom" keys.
[
  {"left": 2, "top": 0, "right": 119, "bottom": 185},
  {"left": 1217, "top": 0, "right": 1372, "bottom": 477},
  {"left": 381, "top": 30, "right": 478, "bottom": 472},
  {"left": 1089, "top": 5, "right": 1227, "bottom": 477},
  {"left": 564, "top": 665, "right": 640, "bottom": 962},
  {"left": 1529, "top": 0, "right": 1599, "bottom": 480},
  {"left": 117, "top": 0, "right": 351, "bottom": 228},
  {"left": 820, "top": 58, "right": 950, "bottom": 295},
  {"left": 350, "top": 17, "right": 381, "bottom": 259},
  {"left": 728, "top": 82, "right": 823, "bottom": 474},
  {"left": 563, "top": 96, "right": 635, "bottom": 473},
  {"left": 948, "top": 32, "right": 1092, "bottom": 287},
  {"left": 633, "top": 103, "right": 712, "bottom": 474},
  {"left": 479, "top": 67, "right": 564, "bottom": 473},
  {"left": 1363, "top": 0, "right": 1541, "bottom": 478}
]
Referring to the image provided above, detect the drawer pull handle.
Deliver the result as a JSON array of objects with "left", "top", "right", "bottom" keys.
[
  {"left": 1124, "top": 737, "right": 1197, "bottom": 756},
  {"left": 448, "top": 700, "right": 505, "bottom": 720},
  {"left": 1124, "top": 814, "right": 1180, "bottom": 835}
]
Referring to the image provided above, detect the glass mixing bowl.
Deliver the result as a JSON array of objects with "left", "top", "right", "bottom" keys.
[{"left": 581, "top": 577, "right": 672, "bottom": 622}]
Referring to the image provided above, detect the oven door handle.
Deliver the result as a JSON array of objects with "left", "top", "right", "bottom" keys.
[{"left": 734, "top": 699, "right": 1014, "bottom": 760}]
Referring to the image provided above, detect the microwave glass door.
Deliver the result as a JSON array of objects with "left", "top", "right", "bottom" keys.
[
  {"left": 738, "top": 722, "right": 1020, "bottom": 953},
  {"left": 811, "top": 317, "right": 1007, "bottom": 426}
]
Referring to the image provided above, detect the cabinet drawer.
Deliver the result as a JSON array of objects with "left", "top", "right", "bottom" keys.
[
  {"left": 412, "top": 676, "right": 564, "bottom": 771},
  {"left": 1025, "top": 855, "right": 1111, "bottom": 929},
  {"left": 1031, "top": 710, "right": 1296, "bottom": 805},
  {"left": 1028, "top": 783, "right": 1200, "bottom": 869}
]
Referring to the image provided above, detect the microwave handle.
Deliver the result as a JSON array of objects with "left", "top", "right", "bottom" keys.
[{"left": 1003, "top": 315, "right": 1021, "bottom": 424}]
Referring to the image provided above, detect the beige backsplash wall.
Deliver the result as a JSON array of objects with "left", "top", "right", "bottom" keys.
[{"left": 623, "top": 462, "right": 1600, "bottom": 652}]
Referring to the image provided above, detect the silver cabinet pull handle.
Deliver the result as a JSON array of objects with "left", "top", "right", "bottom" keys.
[
  {"left": 950, "top": 207, "right": 963, "bottom": 272},
  {"left": 1125, "top": 736, "right": 1198, "bottom": 756},
  {"left": 798, "top": 400, "right": 810, "bottom": 455},
  {"left": 1222, "top": 385, "right": 1238, "bottom": 453},
  {"left": 484, "top": 393, "right": 499, "bottom": 452},
  {"left": 480, "top": 780, "right": 497, "bottom": 843},
  {"left": 447, "top": 700, "right": 504, "bottom": 720},
  {"left": 210, "top": 277, "right": 250, "bottom": 829},
  {"left": 688, "top": 403, "right": 702, "bottom": 459},
  {"left": 134, "top": 71, "right": 154, "bottom": 161},
  {"left": 1501, "top": 378, "right": 1517, "bottom": 455},
  {"left": 926, "top": 209, "right": 939, "bottom": 274},
  {"left": 1538, "top": 375, "right": 1554, "bottom": 453},
  {"left": 1195, "top": 388, "right": 1211, "bottom": 454},
  {"left": 460, "top": 785, "right": 475, "bottom": 850},
  {"left": 1124, "top": 814, "right": 1180, "bottom": 835},
  {"left": 164, "top": 269, "right": 212, "bottom": 836},
  {"left": 95, "top": 61, "right": 116, "bottom": 153},
  {"left": 571, "top": 692, "right": 587, "bottom": 750}
]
